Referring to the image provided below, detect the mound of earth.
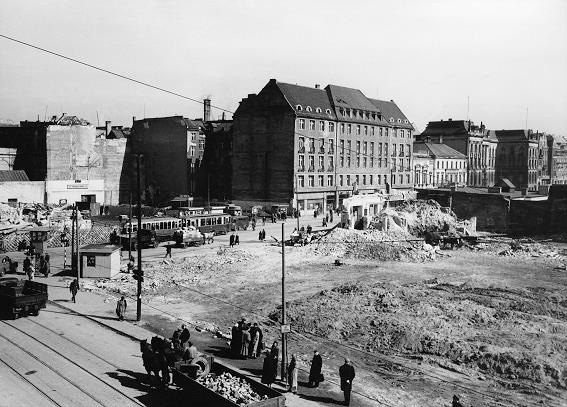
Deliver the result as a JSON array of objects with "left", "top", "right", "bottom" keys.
[{"left": 270, "top": 281, "right": 567, "bottom": 390}]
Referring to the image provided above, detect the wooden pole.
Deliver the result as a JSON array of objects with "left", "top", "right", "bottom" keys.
[
  {"left": 281, "top": 223, "right": 287, "bottom": 383},
  {"left": 136, "top": 154, "right": 142, "bottom": 322}
]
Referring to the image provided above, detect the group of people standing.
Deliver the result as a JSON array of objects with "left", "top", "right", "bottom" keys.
[
  {"left": 231, "top": 318, "right": 264, "bottom": 359},
  {"left": 258, "top": 229, "right": 266, "bottom": 241},
  {"left": 23, "top": 253, "right": 51, "bottom": 280},
  {"left": 229, "top": 233, "right": 240, "bottom": 247}
]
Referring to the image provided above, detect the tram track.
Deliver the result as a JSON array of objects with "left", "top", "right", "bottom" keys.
[{"left": 0, "top": 319, "right": 145, "bottom": 407}]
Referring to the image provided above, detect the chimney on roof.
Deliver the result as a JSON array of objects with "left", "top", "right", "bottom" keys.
[
  {"left": 315, "top": 84, "right": 320, "bottom": 89},
  {"left": 105, "top": 121, "right": 111, "bottom": 137},
  {"left": 132, "top": 116, "right": 136, "bottom": 124},
  {"left": 203, "top": 98, "right": 211, "bottom": 122},
  {"left": 222, "top": 112, "right": 226, "bottom": 120}
]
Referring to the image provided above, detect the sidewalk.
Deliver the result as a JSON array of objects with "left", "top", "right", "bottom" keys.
[{"left": 42, "top": 274, "right": 350, "bottom": 407}]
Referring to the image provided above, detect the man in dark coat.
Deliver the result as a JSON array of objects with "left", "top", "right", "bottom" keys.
[
  {"left": 179, "top": 324, "right": 190, "bottom": 346},
  {"left": 116, "top": 296, "right": 127, "bottom": 320},
  {"left": 235, "top": 234, "right": 240, "bottom": 245},
  {"left": 69, "top": 279, "right": 79, "bottom": 303},
  {"left": 339, "top": 358, "right": 355, "bottom": 406},
  {"left": 231, "top": 324, "right": 241, "bottom": 357},
  {"left": 308, "top": 350, "right": 323, "bottom": 388},
  {"left": 229, "top": 233, "right": 235, "bottom": 247}
]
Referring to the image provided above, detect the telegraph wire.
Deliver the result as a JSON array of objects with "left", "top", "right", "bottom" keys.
[{"left": 0, "top": 33, "right": 234, "bottom": 115}]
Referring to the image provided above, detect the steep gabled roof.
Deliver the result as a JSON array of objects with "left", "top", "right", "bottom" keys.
[
  {"left": 325, "top": 84, "right": 379, "bottom": 112},
  {"left": 276, "top": 82, "right": 335, "bottom": 119},
  {"left": 0, "top": 170, "right": 29, "bottom": 182},
  {"left": 414, "top": 142, "right": 467, "bottom": 159},
  {"left": 494, "top": 130, "right": 537, "bottom": 143},
  {"left": 368, "top": 99, "right": 413, "bottom": 129}
]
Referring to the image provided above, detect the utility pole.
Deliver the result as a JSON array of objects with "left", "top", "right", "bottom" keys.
[
  {"left": 136, "top": 154, "right": 142, "bottom": 322},
  {"left": 295, "top": 175, "right": 300, "bottom": 231},
  {"left": 75, "top": 204, "right": 80, "bottom": 283},
  {"left": 281, "top": 223, "right": 287, "bottom": 384},
  {"left": 128, "top": 192, "right": 132, "bottom": 262},
  {"left": 70, "top": 207, "right": 75, "bottom": 274}
]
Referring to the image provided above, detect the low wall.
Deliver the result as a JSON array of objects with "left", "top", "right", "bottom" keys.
[{"left": 0, "top": 181, "right": 45, "bottom": 204}]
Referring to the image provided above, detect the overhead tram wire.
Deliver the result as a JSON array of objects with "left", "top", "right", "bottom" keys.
[{"left": 0, "top": 33, "right": 234, "bottom": 115}]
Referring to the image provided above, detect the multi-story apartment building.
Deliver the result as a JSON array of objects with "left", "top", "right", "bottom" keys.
[
  {"left": 413, "top": 142, "right": 467, "bottom": 188},
  {"left": 418, "top": 120, "right": 497, "bottom": 187},
  {"left": 548, "top": 134, "right": 567, "bottom": 185},
  {"left": 232, "top": 79, "right": 414, "bottom": 212},
  {"left": 493, "top": 129, "right": 539, "bottom": 191}
]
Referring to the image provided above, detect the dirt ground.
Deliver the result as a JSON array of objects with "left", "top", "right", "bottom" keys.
[{"left": 81, "top": 207, "right": 567, "bottom": 406}]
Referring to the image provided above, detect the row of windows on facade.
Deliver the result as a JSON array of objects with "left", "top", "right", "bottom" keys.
[
  {"left": 436, "top": 160, "right": 467, "bottom": 170},
  {"left": 298, "top": 137, "right": 412, "bottom": 158},
  {"left": 295, "top": 105, "right": 409, "bottom": 125},
  {"left": 297, "top": 173, "right": 412, "bottom": 188},
  {"left": 297, "top": 154, "right": 411, "bottom": 172},
  {"left": 188, "top": 141, "right": 205, "bottom": 157},
  {"left": 414, "top": 171, "right": 467, "bottom": 186},
  {"left": 297, "top": 119, "right": 411, "bottom": 138}
]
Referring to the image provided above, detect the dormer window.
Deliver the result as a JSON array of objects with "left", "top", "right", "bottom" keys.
[
  {"left": 306, "top": 106, "right": 312, "bottom": 112},
  {"left": 296, "top": 105, "right": 303, "bottom": 111},
  {"left": 397, "top": 118, "right": 402, "bottom": 123},
  {"left": 326, "top": 109, "right": 332, "bottom": 115},
  {"left": 404, "top": 119, "right": 408, "bottom": 124},
  {"left": 389, "top": 117, "right": 394, "bottom": 123},
  {"left": 316, "top": 107, "right": 322, "bottom": 113}
]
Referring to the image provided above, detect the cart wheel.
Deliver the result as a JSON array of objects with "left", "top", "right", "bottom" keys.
[{"left": 190, "top": 356, "right": 210, "bottom": 377}]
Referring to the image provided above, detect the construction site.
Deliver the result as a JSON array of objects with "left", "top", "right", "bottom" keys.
[{"left": 41, "top": 198, "right": 564, "bottom": 407}]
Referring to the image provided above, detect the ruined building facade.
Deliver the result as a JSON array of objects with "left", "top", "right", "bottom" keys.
[{"left": 493, "top": 130, "right": 540, "bottom": 191}]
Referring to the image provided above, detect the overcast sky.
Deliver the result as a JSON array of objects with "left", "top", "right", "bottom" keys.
[{"left": 1, "top": 0, "right": 566, "bottom": 135}]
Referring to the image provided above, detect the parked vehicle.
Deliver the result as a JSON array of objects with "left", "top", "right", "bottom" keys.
[
  {"left": 172, "top": 358, "right": 285, "bottom": 407},
  {"left": 173, "top": 227, "right": 204, "bottom": 248},
  {"left": 0, "top": 278, "right": 48, "bottom": 319}
]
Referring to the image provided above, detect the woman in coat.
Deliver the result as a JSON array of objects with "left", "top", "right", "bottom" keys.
[
  {"left": 261, "top": 353, "right": 277, "bottom": 387},
  {"left": 287, "top": 354, "right": 298, "bottom": 394}
]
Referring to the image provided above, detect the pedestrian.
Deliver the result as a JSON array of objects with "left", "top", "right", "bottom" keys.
[
  {"left": 26, "top": 264, "right": 35, "bottom": 281},
  {"left": 258, "top": 231, "right": 262, "bottom": 241},
  {"left": 116, "top": 296, "right": 127, "bottom": 320},
  {"left": 23, "top": 255, "right": 31, "bottom": 275},
  {"left": 240, "top": 325, "right": 251, "bottom": 358},
  {"left": 231, "top": 323, "right": 241, "bottom": 357},
  {"left": 44, "top": 253, "right": 51, "bottom": 277},
  {"left": 339, "top": 358, "right": 356, "bottom": 406},
  {"left": 186, "top": 341, "right": 199, "bottom": 359},
  {"left": 249, "top": 323, "right": 261, "bottom": 358},
  {"left": 262, "top": 217, "right": 266, "bottom": 226},
  {"left": 288, "top": 354, "right": 298, "bottom": 394},
  {"left": 179, "top": 324, "right": 190, "bottom": 346},
  {"left": 171, "top": 327, "right": 182, "bottom": 349},
  {"left": 69, "top": 279, "right": 79, "bottom": 303},
  {"left": 261, "top": 352, "right": 277, "bottom": 388},
  {"left": 313, "top": 209, "right": 317, "bottom": 218},
  {"left": 308, "top": 349, "right": 323, "bottom": 387},
  {"left": 165, "top": 245, "right": 172, "bottom": 258},
  {"left": 229, "top": 233, "right": 235, "bottom": 247},
  {"left": 235, "top": 234, "right": 240, "bottom": 245},
  {"left": 262, "top": 229, "right": 266, "bottom": 241}
]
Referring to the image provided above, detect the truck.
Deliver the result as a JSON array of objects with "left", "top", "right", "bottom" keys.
[
  {"left": 172, "top": 358, "right": 285, "bottom": 407},
  {"left": 173, "top": 227, "right": 204, "bottom": 248},
  {"left": 115, "top": 229, "right": 159, "bottom": 250},
  {"left": 0, "top": 278, "right": 48, "bottom": 319}
]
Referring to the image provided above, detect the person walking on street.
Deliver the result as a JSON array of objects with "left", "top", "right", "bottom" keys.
[
  {"left": 229, "top": 233, "right": 235, "bottom": 247},
  {"left": 308, "top": 349, "right": 323, "bottom": 388},
  {"left": 287, "top": 354, "right": 298, "bottom": 394},
  {"left": 240, "top": 325, "right": 251, "bottom": 358},
  {"left": 258, "top": 231, "right": 262, "bottom": 241},
  {"left": 231, "top": 323, "right": 241, "bottom": 357},
  {"left": 261, "top": 352, "right": 277, "bottom": 388},
  {"left": 116, "top": 296, "right": 127, "bottom": 320},
  {"left": 44, "top": 253, "right": 51, "bottom": 277},
  {"left": 249, "top": 323, "right": 261, "bottom": 358},
  {"left": 179, "top": 324, "right": 190, "bottom": 346},
  {"left": 69, "top": 279, "right": 79, "bottom": 303},
  {"left": 339, "top": 358, "right": 356, "bottom": 406},
  {"left": 235, "top": 234, "right": 240, "bottom": 245},
  {"left": 165, "top": 245, "right": 172, "bottom": 258}
]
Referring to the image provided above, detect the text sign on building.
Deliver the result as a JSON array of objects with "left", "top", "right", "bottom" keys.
[{"left": 67, "top": 184, "right": 89, "bottom": 189}]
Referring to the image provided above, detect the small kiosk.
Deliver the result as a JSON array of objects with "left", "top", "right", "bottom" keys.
[
  {"left": 79, "top": 244, "right": 121, "bottom": 278},
  {"left": 29, "top": 227, "right": 53, "bottom": 254}
]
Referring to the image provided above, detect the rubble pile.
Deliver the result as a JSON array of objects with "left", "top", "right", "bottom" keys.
[
  {"left": 387, "top": 200, "right": 460, "bottom": 236},
  {"left": 307, "top": 227, "right": 435, "bottom": 261},
  {"left": 278, "top": 281, "right": 567, "bottom": 389},
  {"left": 85, "top": 248, "right": 257, "bottom": 296},
  {"left": 196, "top": 372, "right": 267, "bottom": 405},
  {"left": 0, "top": 203, "right": 19, "bottom": 223}
]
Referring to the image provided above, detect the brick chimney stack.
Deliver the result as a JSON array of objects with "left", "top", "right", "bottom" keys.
[{"left": 203, "top": 98, "right": 211, "bottom": 122}]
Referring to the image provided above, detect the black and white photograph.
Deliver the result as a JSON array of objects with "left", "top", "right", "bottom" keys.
[{"left": 0, "top": 1, "right": 566, "bottom": 406}]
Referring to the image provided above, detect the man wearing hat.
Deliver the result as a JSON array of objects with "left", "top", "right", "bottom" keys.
[{"left": 339, "top": 358, "right": 355, "bottom": 406}]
